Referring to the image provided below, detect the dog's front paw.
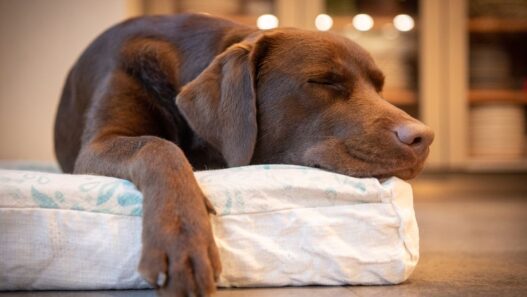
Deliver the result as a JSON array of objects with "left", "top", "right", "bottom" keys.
[{"left": 138, "top": 207, "right": 221, "bottom": 297}]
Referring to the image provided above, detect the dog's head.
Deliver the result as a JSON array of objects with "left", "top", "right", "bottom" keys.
[{"left": 176, "top": 28, "right": 434, "bottom": 179}]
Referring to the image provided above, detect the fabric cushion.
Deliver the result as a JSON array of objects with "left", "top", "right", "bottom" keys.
[{"left": 0, "top": 165, "right": 418, "bottom": 290}]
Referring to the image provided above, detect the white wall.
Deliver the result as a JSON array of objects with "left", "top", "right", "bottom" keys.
[{"left": 0, "top": 0, "right": 129, "bottom": 161}]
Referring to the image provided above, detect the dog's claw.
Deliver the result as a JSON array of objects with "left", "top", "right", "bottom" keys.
[
  {"left": 204, "top": 197, "right": 217, "bottom": 215},
  {"left": 156, "top": 272, "right": 167, "bottom": 287}
]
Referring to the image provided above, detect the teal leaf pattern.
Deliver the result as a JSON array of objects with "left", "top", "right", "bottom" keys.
[
  {"left": 117, "top": 192, "right": 142, "bottom": 206},
  {"left": 79, "top": 180, "right": 101, "bottom": 192},
  {"left": 223, "top": 190, "right": 233, "bottom": 215},
  {"left": 97, "top": 182, "right": 119, "bottom": 205},
  {"left": 31, "top": 186, "right": 59, "bottom": 208},
  {"left": 1, "top": 164, "right": 390, "bottom": 218},
  {"left": 54, "top": 191, "right": 65, "bottom": 203},
  {"left": 130, "top": 207, "right": 143, "bottom": 216},
  {"left": 1, "top": 169, "right": 146, "bottom": 216}
]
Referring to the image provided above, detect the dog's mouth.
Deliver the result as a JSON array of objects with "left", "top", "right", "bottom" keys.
[
  {"left": 313, "top": 160, "right": 425, "bottom": 180},
  {"left": 372, "top": 161, "right": 425, "bottom": 180},
  {"left": 370, "top": 148, "right": 429, "bottom": 180},
  {"left": 303, "top": 140, "right": 430, "bottom": 180}
]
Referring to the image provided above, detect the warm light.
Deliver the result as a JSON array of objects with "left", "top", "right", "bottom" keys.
[
  {"left": 393, "top": 14, "right": 414, "bottom": 32},
  {"left": 315, "top": 14, "right": 333, "bottom": 31},
  {"left": 352, "top": 14, "right": 374, "bottom": 31},
  {"left": 257, "top": 14, "right": 279, "bottom": 30}
]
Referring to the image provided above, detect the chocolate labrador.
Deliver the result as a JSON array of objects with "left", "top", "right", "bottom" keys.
[{"left": 54, "top": 13, "right": 433, "bottom": 297}]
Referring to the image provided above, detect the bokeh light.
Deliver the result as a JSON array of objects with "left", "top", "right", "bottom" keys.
[
  {"left": 315, "top": 14, "right": 333, "bottom": 31},
  {"left": 393, "top": 14, "right": 414, "bottom": 32},
  {"left": 257, "top": 14, "right": 279, "bottom": 30},
  {"left": 352, "top": 14, "right": 374, "bottom": 31}
]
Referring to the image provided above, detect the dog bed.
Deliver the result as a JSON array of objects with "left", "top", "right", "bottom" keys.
[{"left": 0, "top": 164, "right": 419, "bottom": 290}]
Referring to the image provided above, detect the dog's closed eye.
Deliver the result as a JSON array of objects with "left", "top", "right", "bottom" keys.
[
  {"left": 307, "top": 78, "right": 338, "bottom": 85},
  {"left": 307, "top": 72, "right": 344, "bottom": 85},
  {"left": 307, "top": 73, "right": 349, "bottom": 95}
]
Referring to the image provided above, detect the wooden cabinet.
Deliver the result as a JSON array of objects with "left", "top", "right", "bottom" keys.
[{"left": 420, "top": 0, "right": 527, "bottom": 172}]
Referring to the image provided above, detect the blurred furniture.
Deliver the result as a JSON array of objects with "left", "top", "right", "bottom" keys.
[{"left": 423, "top": 0, "right": 527, "bottom": 171}]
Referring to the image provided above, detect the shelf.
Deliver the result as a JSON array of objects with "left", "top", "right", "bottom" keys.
[
  {"left": 466, "top": 158, "right": 527, "bottom": 172},
  {"left": 469, "top": 89, "right": 527, "bottom": 104},
  {"left": 383, "top": 89, "right": 417, "bottom": 105},
  {"left": 469, "top": 17, "right": 527, "bottom": 33}
]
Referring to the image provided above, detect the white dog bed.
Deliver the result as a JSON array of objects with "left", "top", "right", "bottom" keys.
[{"left": 0, "top": 164, "right": 419, "bottom": 290}]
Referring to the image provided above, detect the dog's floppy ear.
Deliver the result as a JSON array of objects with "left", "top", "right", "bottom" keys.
[{"left": 176, "top": 39, "right": 261, "bottom": 167}]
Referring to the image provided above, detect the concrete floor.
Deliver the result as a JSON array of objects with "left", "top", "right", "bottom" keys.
[{"left": 2, "top": 173, "right": 527, "bottom": 297}]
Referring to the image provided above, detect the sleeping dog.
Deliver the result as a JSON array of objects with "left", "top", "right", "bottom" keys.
[{"left": 54, "top": 13, "right": 433, "bottom": 297}]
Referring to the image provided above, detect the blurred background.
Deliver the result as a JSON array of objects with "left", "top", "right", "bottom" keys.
[
  {"left": 1, "top": 0, "right": 527, "bottom": 175},
  {"left": 1, "top": 1, "right": 526, "bottom": 295}
]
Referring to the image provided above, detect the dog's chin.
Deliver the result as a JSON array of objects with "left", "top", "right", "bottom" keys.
[
  {"left": 316, "top": 162, "right": 424, "bottom": 181},
  {"left": 352, "top": 155, "right": 427, "bottom": 180},
  {"left": 302, "top": 140, "right": 429, "bottom": 180},
  {"left": 303, "top": 152, "right": 427, "bottom": 181},
  {"left": 387, "top": 149, "right": 429, "bottom": 180},
  {"left": 374, "top": 163, "right": 424, "bottom": 180}
]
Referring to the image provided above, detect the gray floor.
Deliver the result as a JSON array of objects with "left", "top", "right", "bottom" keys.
[{"left": 2, "top": 173, "right": 527, "bottom": 297}]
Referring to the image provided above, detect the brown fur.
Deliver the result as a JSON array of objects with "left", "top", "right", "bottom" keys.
[{"left": 54, "top": 13, "right": 433, "bottom": 297}]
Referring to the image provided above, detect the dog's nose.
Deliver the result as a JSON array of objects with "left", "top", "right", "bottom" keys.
[{"left": 394, "top": 122, "right": 434, "bottom": 155}]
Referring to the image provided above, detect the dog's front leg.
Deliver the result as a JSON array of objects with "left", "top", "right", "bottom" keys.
[{"left": 74, "top": 135, "right": 221, "bottom": 297}]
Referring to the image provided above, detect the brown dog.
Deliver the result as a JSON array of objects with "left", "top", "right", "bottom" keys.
[{"left": 54, "top": 13, "right": 433, "bottom": 297}]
